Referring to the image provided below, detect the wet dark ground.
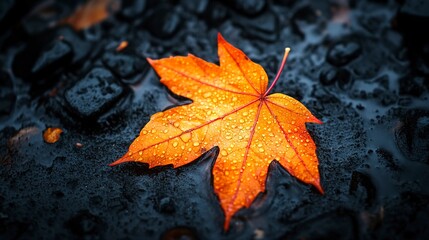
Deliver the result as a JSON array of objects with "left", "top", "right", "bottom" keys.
[{"left": 1, "top": 0, "right": 429, "bottom": 239}]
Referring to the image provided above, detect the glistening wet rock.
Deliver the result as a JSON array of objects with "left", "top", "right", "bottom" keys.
[
  {"left": 395, "top": 109, "right": 429, "bottom": 164},
  {"left": 238, "top": 11, "right": 279, "bottom": 42},
  {"left": 64, "top": 68, "right": 126, "bottom": 120},
  {"left": 0, "top": 71, "right": 15, "bottom": 120},
  {"left": 204, "top": 1, "right": 228, "bottom": 25},
  {"left": 399, "top": 75, "right": 426, "bottom": 97},
  {"left": 291, "top": 5, "right": 320, "bottom": 37},
  {"left": 319, "top": 67, "right": 353, "bottom": 90},
  {"left": 144, "top": 5, "right": 181, "bottom": 39},
  {"left": 327, "top": 41, "right": 362, "bottom": 67},
  {"left": 181, "top": 0, "right": 209, "bottom": 15},
  {"left": 56, "top": 27, "right": 92, "bottom": 64},
  {"left": 158, "top": 197, "right": 175, "bottom": 214},
  {"left": 31, "top": 39, "right": 73, "bottom": 74},
  {"left": 66, "top": 210, "right": 105, "bottom": 238},
  {"left": 120, "top": 0, "right": 146, "bottom": 19},
  {"left": 228, "top": 0, "right": 266, "bottom": 17},
  {"left": 102, "top": 51, "right": 147, "bottom": 83}
]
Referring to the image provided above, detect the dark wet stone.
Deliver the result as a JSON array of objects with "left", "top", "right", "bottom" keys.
[
  {"left": 120, "top": 0, "right": 146, "bottom": 19},
  {"left": 161, "top": 227, "right": 197, "bottom": 240},
  {"left": 291, "top": 5, "right": 319, "bottom": 37},
  {"left": 56, "top": 27, "right": 92, "bottom": 64},
  {"left": 12, "top": 26, "right": 89, "bottom": 82},
  {"left": 399, "top": 75, "right": 425, "bottom": 97},
  {"left": 349, "top": 171, "right": 376, "bottom": 205},
  {"left": 398, "top": 0, "right": 429, "bottom": 20},
  {"left": 205, "top": 1, "right": 228, "bottom": 26},
  {"left": 20, "top": 2, "right": 75, "bottom": 36},
  {"left": 359, "top": 15, "right": 385, "bottom": 34},
  {"left": 102, "top": 51, "right": 148, "bottom": 83},
  {"left": 144, "top": 5, "right": 181, "bottom": 39},
  {"left": 395, "top": 109, "right": 429, "bottom": 164},
  {"left": 376, "top": 148, "right": 399, "bottom": 171},
  {"left": 238, "top": 11, "right": 279, "bottom": 42},
  {"left": 395, "top": 0, "right": 429, "bottom": 69},
  {"left": 32, "top": 39, "right": 73, "bottom": 74},
  {"left": 229, "top": 0, "right": 266, "bottom": 16},
  {"left": 319, "top": 68, "right": 337, "bottom": 85},
  {"left": 327, "top": 41, "right": 362, "bottom": 67},
  {"left": 284, "top": 210, "right": 358, "bottom": 240},
  {"left": 319, "top": 68, "right": 353, "bottom": 90},
  {"left": 64, "top": 68, "right": 125, "bottom": 119},
  {"left": 181, "top": 0, "right": 209, "bottom": 15},
  {"left": 0, "top": 0, "right": 13, "bottom": 21},
  {"left": 0, "top": 71, "right": 15, "bottom": 120},
  {"left": 66, "top": 210, "right": 104, "bottom": 237},
  {"left": 158, "top": 197, "right": 175, "bottom": 214},
  {"left": 372, "top": 88, "right": 397, "bottom": 106}
]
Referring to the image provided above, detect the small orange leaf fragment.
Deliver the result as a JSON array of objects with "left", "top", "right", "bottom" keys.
[
  {"left": 62, "top": 0, "right": 119, "bottom": 30},
  {"left": 116, "top": 41, "right": 128, "bottom": 51},
  {"left": 111, "top": 34, "right": 323, "bottom": 230},
  {"left": 43, "top": 127, "right": 63, "bottom": 144}
]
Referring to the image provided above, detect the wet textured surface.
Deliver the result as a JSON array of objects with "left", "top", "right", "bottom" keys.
[{"left": 1, "top": 0, "right": 429, "bottom": 239}]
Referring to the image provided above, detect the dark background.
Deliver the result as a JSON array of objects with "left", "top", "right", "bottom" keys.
[{"left": 1, "top": 0, "right": 429, "bottom": 239}]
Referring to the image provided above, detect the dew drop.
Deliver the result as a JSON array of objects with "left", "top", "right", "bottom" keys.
[
  {"left": 142, "top": 130, "right": 148, "bottom": 135},
  {"left": 232, "top": 96, "right": 238, "bottom": 101},
  {"left": 193, "top": 142, "right": 200, "bottom": 147},
  {"left": 172, "top": 142, "right": 178, "bottom": 147},
  {"left": 139, "top": 151, "right": 142, "bottom": 156},
  {"left": 242, "top": 111, "right": 249, "bottom": 116},
  {"left": 258, "top": 148, "right": 265, "bottom": 153},
  {"left": 180, "top": 133, "right": 191, "bottom": 142},
  {"left": 239, "top": 119, "right": 245, "bottom": 123},
  {"left": 221, "top": 150, "right": 228, "bottom": 156},
  {"left": 173, "top": 122, "right": 180, "bottom": 127}
]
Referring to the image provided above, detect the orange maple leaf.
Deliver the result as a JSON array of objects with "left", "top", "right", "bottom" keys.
[{"left": 110, "top": 34, "right": 323, "bottom": 230}]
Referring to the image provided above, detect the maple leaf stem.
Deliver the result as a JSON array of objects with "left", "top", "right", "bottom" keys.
[{"left": 264, "top": 48, "right": 291, "bottom": 97}]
